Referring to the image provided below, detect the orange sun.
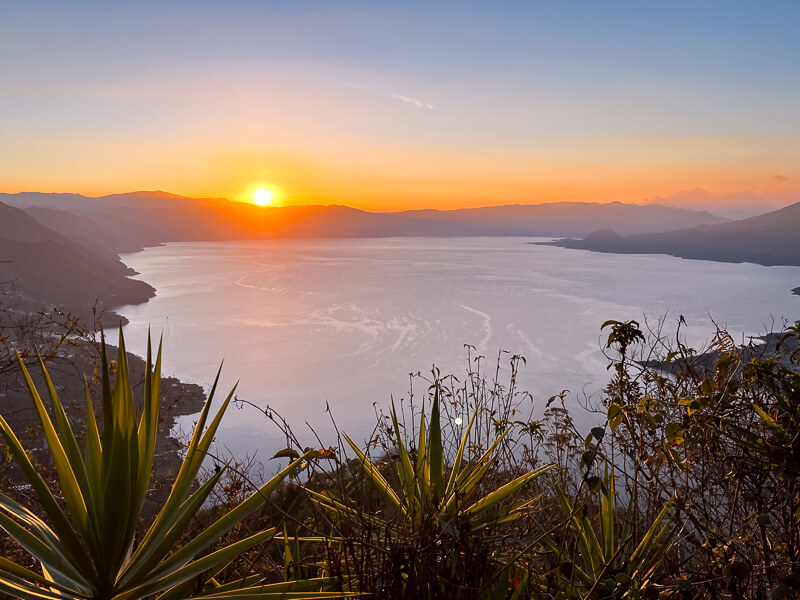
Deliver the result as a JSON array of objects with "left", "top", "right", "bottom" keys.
[{"left": 253, "top": 188, "right": 273, "bottom": 206}]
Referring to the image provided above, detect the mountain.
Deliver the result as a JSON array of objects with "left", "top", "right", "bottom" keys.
[
  {"left": 22, "top": 207, "right": 147, "bottom": 253},
  {"left": 543, "top": 201, "right": 800, "bottom": 267},
  {"left": 401, "top": 202, "right": 726, "bottom": 237},
  {"left": 642, "top": 188, "right": 778, "bottom": 220},
  {"left": 0, "top": 201, "right": 154, "bottom": 321},
  {"left": 0, "top": 192, "right": 727, "bottom": 245}
]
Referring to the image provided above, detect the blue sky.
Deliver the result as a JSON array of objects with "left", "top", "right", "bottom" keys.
[{"left": 1, "top": 1, "right": 798, "bottom": 207}]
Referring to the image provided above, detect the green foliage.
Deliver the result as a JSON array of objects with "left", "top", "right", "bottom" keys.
[
  {"left": 0, "top": 331, "right": 342, "bottom": 600},
  {"left": 604, "top": 318, "right": 800, "bottom": 598},
  {"left": 310, "top": 382, "right": 553, "bottom": 598},
  {"left": 334, "top": 387, "right": 553, "bottom": 532},
  {"left": 552, "top": 470, "right": 680, "bottom": 599}
]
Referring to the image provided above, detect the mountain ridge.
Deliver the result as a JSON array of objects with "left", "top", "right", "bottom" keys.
[
  {"left": 541, "top": 200, "right": 800, "bottom": 267},
  {"left": 0, "top": 192, "right": 729, "bottom": 251}
]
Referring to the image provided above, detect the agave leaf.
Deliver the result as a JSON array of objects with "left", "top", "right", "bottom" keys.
[
  {"left": 134, "top": 369, "right": 232, "bottom": 556},
  {"left": 554, "top": 485, "right": 599, "bottom": 579},
  {"left": 0, "top": 413, "right": 93, "bottom": 582},
  {"left": 0, "top": 557, "right": 83, "bottom": 597},
  {"left": 579, "top": 514, "right": 604, "bottom": 578},
  {"left": 197, "top": 593, "right": 351, "bottom": 600},
  {"left": 14, "top": 352, "right": 91, "bottom": 540},
  {"left": 119, "top": 530, "right": 276, "bottom": 600},
  {"left": 416, "top": 408, "right": 429, "bottom": 503},
  {"left": 443, "top": 409, "right": 478, "bottom": 501},
  {"left": 0, "top": 574, "right": 78, "bottom": 600},
  {"left": 429, "top": 388, "right": 445, "bottom": 500},
  {"left": 0, "top": 510, "right": 88, "bottom": 590},
  {"left": 133, "top": 336, "right": 162, "bottom": 522},
  {"left": 626, "top": 494, "right": 675, "bottom": 576},
  {"left": 189, "top": 574, "right": 262, "bottom": 596},
  {"left": 599, "top": 467, "right": 614, "bottom": 562},
  {"left": 462, "top": 463, "right": 554, "bottom": 519},
  {"left": 35, "top": 352, "right": 99, "bottom": 543},
  {"left": 148, "top": 453, "right": 309, "bottom": 581},
  {"left": 101, "top": 335, "right": 139, "bottom": 574},
  {"left": 199, "top": 577, "right": 346, "bottom": 597},
  {"left": 453, "top": 428, "right": 511, "bottom": 492},
  {"left": 390, "top": 401, "right": 417, "bottom": 508},
  {"left": 83, "top": 379, "right": 103, "bottom": 526},
  {"left": 343, "top": 433, "right": 403, "bottom": 514},
  {"left": 118, "top": 467, "right": 229, "bottom": 588}
]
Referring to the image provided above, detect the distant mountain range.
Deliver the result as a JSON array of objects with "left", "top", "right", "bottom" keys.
[
  {"left": 1, "top": 191, "right": 726, "bottom": 253},
  {"left": 640, "top": 188, "right": 778, "bottom": 220},
  {"left": 543, "top": 201, "right": 800, "bottom": 267},
  {"left": 1, "top": 189, "right": 794, "bottom": 320}
]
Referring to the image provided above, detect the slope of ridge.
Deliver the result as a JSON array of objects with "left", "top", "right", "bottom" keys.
[
  {"left": 543, "top": 201, "right": 800, "bottom": 267},
  {"left": 0, "top": 202, "right": 154, "bottom": 321},
  {"left": 402, "top": 201, "right": 727, "bottom": 237}
]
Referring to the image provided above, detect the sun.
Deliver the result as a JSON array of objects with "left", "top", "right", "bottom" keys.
[{"left": 253, "top": 188, "right": 273, "bottom": 206}]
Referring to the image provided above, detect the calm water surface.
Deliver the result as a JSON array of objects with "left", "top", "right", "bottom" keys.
[{"left": 118, "top": 238, "right": 800, "bottom": 460}]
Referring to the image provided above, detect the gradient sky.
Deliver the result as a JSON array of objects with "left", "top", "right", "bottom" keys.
[{"left": 1, "top": 1, "right": 798, "bottom": 210}]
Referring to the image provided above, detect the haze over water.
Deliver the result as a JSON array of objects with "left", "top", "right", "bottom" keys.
[{"left": 119, "top": 238, "right": 800, "bottom": 461}]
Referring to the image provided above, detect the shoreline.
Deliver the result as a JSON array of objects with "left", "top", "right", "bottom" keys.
[{"left": 0, "top": 313, "right": 207, "bottom": 505}]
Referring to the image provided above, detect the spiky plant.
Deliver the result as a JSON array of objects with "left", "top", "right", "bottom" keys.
[
  {"left": 0, "top": 332, "right": 343, "bottom": 600},
  {"left": 552, "top": 470, "right": 681, "bottom": 599},
  {"left": 315, "top": 388, "right": 553, "bottom": 534},
  {"left": 311, "top": 387, "right": 553, "bottom": 597}
]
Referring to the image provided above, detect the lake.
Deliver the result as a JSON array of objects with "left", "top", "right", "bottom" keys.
[{"left": 118, "top": 237, "right": 800, "bottom": 461}]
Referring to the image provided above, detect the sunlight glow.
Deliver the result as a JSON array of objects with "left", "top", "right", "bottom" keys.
[{"left": 253, "top": 188, "right": 273, "bottom": 206}]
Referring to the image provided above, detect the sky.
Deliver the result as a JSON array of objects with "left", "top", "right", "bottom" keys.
[{"left": 1, "top": 1, "right": 798, "bottom": 210}]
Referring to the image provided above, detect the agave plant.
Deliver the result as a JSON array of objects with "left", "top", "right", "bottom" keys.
[
  {"left": 312, "top": 387, "right": 554, "bottom": 535},
  {"left": 307, "top": 387, "right": 553, "bottom": 597},
  {"left": 552, "top": 470, "right": 680, "bottom": 599},
  {"left": 0, "top": 332, "right": 344, "bottom": 600}
]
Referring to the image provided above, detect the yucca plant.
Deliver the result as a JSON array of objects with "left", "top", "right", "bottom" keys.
[
  {"left": 552, "top": 470, "right": 680, "bottom": 599},
  {"left": 313, "top": 388, "right": 553, "bottom": 534},
  {"left": 0, "top": 331, "right": 344, "bottom": 600},
  {"left": 310, "top": 387, "right": 553, "bottom": 598}
]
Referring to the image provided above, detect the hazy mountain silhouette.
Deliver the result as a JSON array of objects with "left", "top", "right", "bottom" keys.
[
  {"left": 642, "top": 188, "right": 778, "bottom": 220},
  {"left": 0, "top": 189, "right": 786, "bottom": 317},
  {"left": 0, "top": 192, "right": 726, "bottom": 245},
  {"left": 0, "top": 201, "right": 154, "bottom": 320},
  {"left": 544, "top": 201, "right": 800, "bottom": 266}
]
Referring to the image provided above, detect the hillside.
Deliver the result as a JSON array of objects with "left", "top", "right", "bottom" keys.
[
  {"left": 542, "top": 201, "right": 800, "bottom": 267},
  {"left": 0, "top": 202, "right": 154, "bottom": 322}
]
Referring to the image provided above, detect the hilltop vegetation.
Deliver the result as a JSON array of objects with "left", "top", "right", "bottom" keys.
[{"left": 1, "top": 316, "right": 799, "bottom": 599}]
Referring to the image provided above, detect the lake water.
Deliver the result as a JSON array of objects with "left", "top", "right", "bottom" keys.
[{"left": 118, "top": 237, "right": 800, "bottom": 461}]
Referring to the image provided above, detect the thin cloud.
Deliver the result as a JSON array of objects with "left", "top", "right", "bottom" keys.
[
  {"left": 773, "top": 174, "right": 789, "bottom": 182},
  {"left": 347, "top": 83, "right": 435, "bottom": 110},
  {"left": 390, "top": 92, "right": 435, "bottom": 110}
]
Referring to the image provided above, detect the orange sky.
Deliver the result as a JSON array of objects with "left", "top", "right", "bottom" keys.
[
  {"left": 1, "top": 4, "right": 798, "bottom": 212},
  {"left": 4, "top": 134, "right": 798, "bottom": 211}
]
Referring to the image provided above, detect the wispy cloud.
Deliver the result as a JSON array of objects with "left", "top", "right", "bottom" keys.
[
  {"left": 390, "top": 92, "right": 435, "bottom": 110},
  {"left": 348, "top": 83, "right": 435, "bottom": 110},
  {"left": 773, "top": 174, "right": 789, "bottom": 182}
]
